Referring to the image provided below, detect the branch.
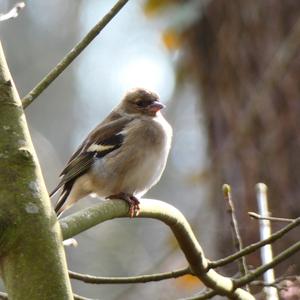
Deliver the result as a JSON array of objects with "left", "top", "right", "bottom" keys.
[
  {"left": 60, "top": 199, "right": 254, "bottom": 300},
  {"left": 21, "top": 0, "right": 129, "bottom": 108},
  {"left": 223, "top": 184, "right": 248, "bottom": 277},
  {"left": 110, "top": 241, "right": 181, "bottom": 299},
  {"left": 234, "top": 240, "right": 300, "bottom": 288},
  {"left": 199, "top": 227, "right": 300, "bottom": 299},
  {"left": 74, "top": 294, "right": 96, "bottom": 300},
  {"left": 182, "top": 270, "right": 299, "bottom": 300},
  {"left": 180, "top": 289, "right": 217, "bottom": 300},
  {"left": 251, "top": 276, "right": 299, "bottom": 288},
  {"left": 209, "top": 216, "right": 300, "bottom": 269},
  {"left": 248, "top": 212, "right": 294, "bottom": 223},
  {"left": 0, "top": 2, "right": 25, "bottom": 22},
  {"left": 69, "top": 267, "right": 191, "bottom": 284}
]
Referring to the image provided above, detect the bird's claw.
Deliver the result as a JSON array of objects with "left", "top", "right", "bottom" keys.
[
  {"left": 106, "top": 193, "right": 140, "bottom": 218},
  {"left": 128, "top": 195, "right": 140, "bottom": 218}
]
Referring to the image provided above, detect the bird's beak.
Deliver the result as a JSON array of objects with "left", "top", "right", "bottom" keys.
[{"left": 148, "top": 101, "right": 165, "bottom": 113}]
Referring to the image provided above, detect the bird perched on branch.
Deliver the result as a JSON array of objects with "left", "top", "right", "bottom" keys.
[{"left": 51, "top": 88, "right": 172, "bottom": 217}]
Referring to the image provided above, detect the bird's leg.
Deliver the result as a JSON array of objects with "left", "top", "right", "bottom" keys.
[
  {"left": 129, "top": 195, "right": 140, "bottom": 217},
  {"left": 106, "top": 192, "right": 140, "bottom": 218}
]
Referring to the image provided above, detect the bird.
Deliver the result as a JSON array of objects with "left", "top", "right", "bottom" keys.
[{"left": 50, "top": 88, "right": 173, "bottom": 218}]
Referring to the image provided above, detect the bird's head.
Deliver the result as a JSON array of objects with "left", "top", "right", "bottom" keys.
[{"left": 119, "top": 88, "right": 165, "bottom": 117}]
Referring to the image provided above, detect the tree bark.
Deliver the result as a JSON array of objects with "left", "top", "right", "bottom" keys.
[
  {"left": 0, "top": 41, "right": 73, "bottom": 299},
  {"left": 182, "top": 0, "right": 300, "bottom": 273}
]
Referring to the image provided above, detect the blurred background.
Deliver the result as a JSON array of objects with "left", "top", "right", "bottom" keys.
[{"left": 1, "top": 0, "right": 300, "bottom": 299}]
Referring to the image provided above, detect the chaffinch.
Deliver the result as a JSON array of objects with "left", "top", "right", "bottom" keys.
[{"left": 51, "top": 88, "right": 172, "bottom": 217}]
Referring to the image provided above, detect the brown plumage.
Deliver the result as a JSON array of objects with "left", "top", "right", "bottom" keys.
[{"left": 51, "top": 88, "right": 172, "bottom": 217}]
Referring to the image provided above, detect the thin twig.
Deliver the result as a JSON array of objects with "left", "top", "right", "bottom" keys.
[
  {"left": 209, "top": 216, "right": 300, "bottom": 269},
  {"left": 63, "top": 238, "right": 78, "bottom": 247},
  {"left": 223, "top": 184, "right": 249, "bottom": 279},
  {"left": 69, "top": 267, "right": 191, "bottom": 284},
  {"left": 21, "top": 0, "right": 129, "bottom": 108},
  {"left": 73, "top": 294, "right": 97, "bottom": 300},
  {"left": 179, "top": 289, "right": 217, "bottom": 300},
  {"left": 0, "top": 2, "right": 25, "bottom": 22},
  {"left": 251, "top": 275, "right": 299, "bottom": 288},
  {"left": 111, "top": 247, "right": 180, "bottom": 300},
  {"left": 248, "top": 212, "right": 294, "bottom": 223},
  {"left": 251, "top": 281, "right": 281, "bottom": 289}
]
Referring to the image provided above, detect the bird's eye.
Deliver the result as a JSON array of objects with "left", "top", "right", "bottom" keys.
[{"left": 136, "top": 99, "right": 152, "bottom": 108}]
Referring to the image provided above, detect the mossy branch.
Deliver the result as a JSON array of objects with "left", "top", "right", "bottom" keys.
[{"left": 0, "top": 41, "right": 73, "bottom": 299}]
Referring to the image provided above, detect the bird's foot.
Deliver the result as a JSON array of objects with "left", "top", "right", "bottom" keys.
[{"left": 106, "top": 193, "right": 140, "bottom": 218}]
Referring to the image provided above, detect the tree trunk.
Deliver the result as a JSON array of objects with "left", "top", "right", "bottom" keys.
[
  {"left": 0, "top": 41, "right": 73, "bottom": 299},
  {"left": 183, "top": 0, "right": 300, "bottom": 273}
]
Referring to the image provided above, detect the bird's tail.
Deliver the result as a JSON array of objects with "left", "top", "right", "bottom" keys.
[
  {"left": 50, "top": 182, "right": 73, "bottom": 217},
  {"left": 54, "top": 189, "right": 71, "bottom": 217},
  {"left": 49, "top": 184, "right": 62, "bottom": 198}
]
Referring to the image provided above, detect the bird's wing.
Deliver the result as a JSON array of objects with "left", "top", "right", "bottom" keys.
[{"left": 50, "top": 115, "right": 133, "bottom": 197}]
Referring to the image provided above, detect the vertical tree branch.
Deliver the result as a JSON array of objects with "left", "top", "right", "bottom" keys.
[{"left": 0, "top": 41, "right": 73, "bottom": 299}]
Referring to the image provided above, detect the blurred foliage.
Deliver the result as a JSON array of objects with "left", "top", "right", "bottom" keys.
[
  {"left": 162, "top": 28, "right": 181, "bottom": 50},
  {"left": 175, "top": 274, "right": 203, "bottom": 290},
  {"left": 144, "top": 0, "right": 174, "bottom": 16}
]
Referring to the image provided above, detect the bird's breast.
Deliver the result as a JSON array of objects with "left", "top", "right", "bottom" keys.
[
  {"left": 120, "top": 115, "right": 172, "bottom": 194},
  {"left": 91, "top": 115, "right": 172, "bottom": 197}
]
